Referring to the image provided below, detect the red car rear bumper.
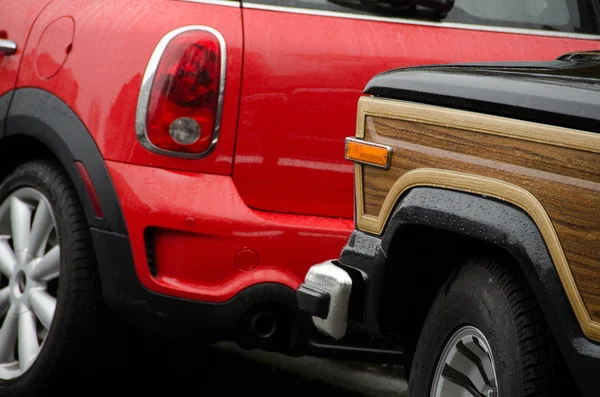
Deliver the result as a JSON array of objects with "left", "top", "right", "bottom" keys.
[{"left": 106, "top": 160, "right": 353, "bottom": 303}]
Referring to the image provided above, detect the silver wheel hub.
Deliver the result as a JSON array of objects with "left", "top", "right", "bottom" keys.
[
  {"left": 431, "top": 325, "right": 498, "bottom": 397},
  {"left": 0, "top": 188, "right": 60, "bottom": 379}
]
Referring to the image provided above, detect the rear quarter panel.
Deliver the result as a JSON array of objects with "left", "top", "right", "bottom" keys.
[
  {"left": 15, "top": 0, "right": 243, "bottom": 175},
  {"left": 354, "top": 96, "right": 600, "bottom": 342},
  {"left": 234, "top": 7, "right": 600, "bottom": 219}
]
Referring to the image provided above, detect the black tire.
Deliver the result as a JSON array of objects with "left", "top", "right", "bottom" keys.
[
  {"left": 408, "top": 257, "right": 569, "bottom": 397},
  {"left": 0, "top": 160, "right": 99, "bottom": 396}
]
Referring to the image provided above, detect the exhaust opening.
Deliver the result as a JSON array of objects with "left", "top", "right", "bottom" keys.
[
  {"left": 251, "top": 311, "right": 278, "bottom": 339},
  {"left": 235, "top": 304, "right": 305, "bottom": 353}
]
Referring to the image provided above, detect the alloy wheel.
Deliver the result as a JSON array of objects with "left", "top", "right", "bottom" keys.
[
  {"left": 0, "top": 188, "right": 60, "bottom": 379},
  {"left": 431, "top": 325, "right": 498, "bottom": 397}
]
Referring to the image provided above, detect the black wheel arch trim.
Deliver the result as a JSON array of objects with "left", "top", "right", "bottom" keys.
[
  {"left": 0, "top": 91, "right": 11, "bottom": 138},
  {"left": 2, "top": 88, "right": 126, "bottom": 234},
  {"left": 341, "top": 186, "right": 600, "bottom": 397}
]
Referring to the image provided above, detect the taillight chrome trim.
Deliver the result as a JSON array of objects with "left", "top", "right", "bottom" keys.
[{"left": 135, "top": 25, "right": 227, "bottom": 159}]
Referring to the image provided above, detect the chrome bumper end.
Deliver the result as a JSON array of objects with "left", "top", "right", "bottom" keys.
[{"left": 296, "top": 260, "right": 352, "bottom": 340}]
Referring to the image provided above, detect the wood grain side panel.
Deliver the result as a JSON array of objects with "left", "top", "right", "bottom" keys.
[{"left": 356, "top": 97, "right": 600, "bottom": 341}]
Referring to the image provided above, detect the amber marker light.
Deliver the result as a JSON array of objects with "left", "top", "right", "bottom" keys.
[{"left": 345, "top": 137, "right": 392, "bottom": 169}]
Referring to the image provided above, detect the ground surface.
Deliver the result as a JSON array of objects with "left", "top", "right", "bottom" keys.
[{"left": 102, "top": 340, "right": 408, "bottom": 396}]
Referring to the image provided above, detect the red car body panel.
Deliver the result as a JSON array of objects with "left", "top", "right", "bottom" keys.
[
  {"left": 234, "top": 8, "right": 600, "bottom": 219},
  {"left": 0, "top": 0, "right": 53, "bottom": 96},
  {"left": 4, "top": 0, "right": 600, "bottom": 303},
  {"left": 15, "top": 0, "right": 243, "bottom": 176}
]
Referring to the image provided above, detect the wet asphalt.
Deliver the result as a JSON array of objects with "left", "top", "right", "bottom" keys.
[{"left": 102, "top": 340, "right": 408, "bottom": 396}]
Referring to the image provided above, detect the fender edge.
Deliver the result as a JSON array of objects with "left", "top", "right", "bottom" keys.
[
  {"left": 342, "top": 186, "right": 600, "bottom": 397},
  {"left": 5, "top": 88, "right": 126, "bottom": 234}
]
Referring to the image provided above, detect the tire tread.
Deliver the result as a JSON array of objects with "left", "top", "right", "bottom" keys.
[
  {"left": 0, "top": 160, "right": 100, "bottom": 397},
  {"left": 407, "top": 256, "right": 575, "bottom": 397}
]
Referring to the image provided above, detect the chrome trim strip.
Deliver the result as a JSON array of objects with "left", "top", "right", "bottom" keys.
[
  {"left": 243, "top": 2, "right": 600, "bottom": 40},
  {"left": 179, "top": 0, "right": 240, "bottom": 7},
  {"left": 345, "top": 137, "right": 392, "bottom": 170},
  {"left": 135, "top": 25, "right": 227, "bottom": 159}
]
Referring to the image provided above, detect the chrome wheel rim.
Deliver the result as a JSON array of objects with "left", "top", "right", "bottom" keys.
[
  {"left": 431, "top": 325, "right": 498, "bottom": 397},
  {"left": 0, "top": 188, "right": 59, "bottom": 379}
]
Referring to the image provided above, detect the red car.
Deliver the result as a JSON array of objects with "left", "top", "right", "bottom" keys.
[{"left": 1, "top": 0, "right": 599, "bottom": 394}]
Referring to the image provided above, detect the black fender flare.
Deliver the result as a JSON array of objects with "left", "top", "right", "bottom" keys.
[
  {"left": 3, "top": 88, "right": 126, "bottom": 234},
  {"left": 0, "top": 91, "right": 11, "bottom": 137},
  {"left": 375, "top": 187, "right": 600, "bottom": 395}
]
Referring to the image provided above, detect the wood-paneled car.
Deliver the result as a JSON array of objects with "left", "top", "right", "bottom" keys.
[{"left": 297, "top": 51, "right": 600, "bottom": 396}]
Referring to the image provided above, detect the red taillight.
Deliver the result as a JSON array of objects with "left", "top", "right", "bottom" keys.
[{"left": 136, "top": 26, "right": 225, "bottom": 158}]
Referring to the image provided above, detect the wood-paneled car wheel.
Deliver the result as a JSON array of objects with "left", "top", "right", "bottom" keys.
[{"left": 408, "top": 257, "right": 567, "bottom": 397}]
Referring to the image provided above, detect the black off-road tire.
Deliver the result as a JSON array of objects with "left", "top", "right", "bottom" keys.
[
  {"left": 408, "top": 257, "right": 572, "bottom": 397},
  {"left": 0, "top": 160, "right": 99, "bottom": 396}
]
